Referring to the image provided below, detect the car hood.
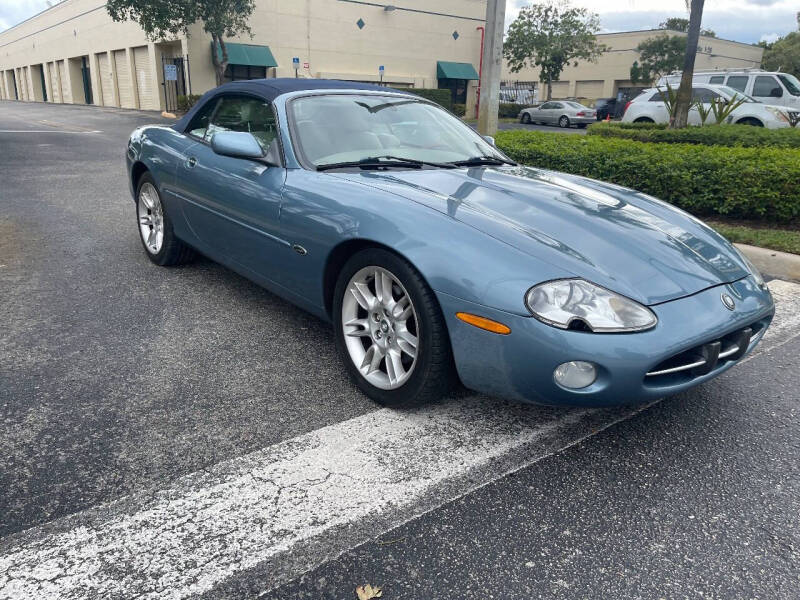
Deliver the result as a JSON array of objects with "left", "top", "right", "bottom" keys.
[{"left": 332, "top": 166, "right": 748, "bottom": 305}]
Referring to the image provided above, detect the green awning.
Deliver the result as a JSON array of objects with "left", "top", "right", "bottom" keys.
[
  {"left": 436, "top": 61, "right": 479, "bottom": 80},
  {"left": 212, "top": 42, "right": 278, "bottom": 67}
]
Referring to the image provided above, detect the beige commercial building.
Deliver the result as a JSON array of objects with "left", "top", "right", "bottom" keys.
[
  {"left": 502, "top": 29, "right": 764, "bottom": 104},
  {"left": 0, "top": 0, "right": 487, "bottom": 112}
]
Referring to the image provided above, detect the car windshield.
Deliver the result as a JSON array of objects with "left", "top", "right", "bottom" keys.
[
  {"left": 288, "top": 94, "right": 508, "bottom": 168},
  {"left": 717, "top": 86, "right": 757, "bottom": 102},
  {"left": 778, "top": 74, "right": 800, "bottom": 96}
]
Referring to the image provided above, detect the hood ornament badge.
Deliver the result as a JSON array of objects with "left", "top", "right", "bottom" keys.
[{"left": 721, "top": 293, "right": 736, "bottom": 311}]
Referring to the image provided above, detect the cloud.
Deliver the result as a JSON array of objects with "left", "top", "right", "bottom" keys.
[{"left": 0, "top": 1, "right": 49, "bottom": 33}]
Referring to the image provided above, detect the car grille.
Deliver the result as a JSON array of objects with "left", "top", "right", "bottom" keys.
[{"left": 644, "top": 318, "right": 770, "bottom": 386}]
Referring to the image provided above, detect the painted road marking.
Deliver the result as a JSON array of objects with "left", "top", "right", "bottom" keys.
[{"left": 1, "top": 280, "right": 799, "bottom": 600}]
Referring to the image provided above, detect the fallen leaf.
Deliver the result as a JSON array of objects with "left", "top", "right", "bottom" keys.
[{"left": 355, "top": 583, "right": 383, "bottom": 599}]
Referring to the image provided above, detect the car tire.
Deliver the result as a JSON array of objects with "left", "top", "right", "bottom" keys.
[
  {"left": 333, "top": 248, "right": 456, "bottom": 408},
  {"left": 521, "top": 113, "right": 532, "bottom": 124},
  {"left": 135, "top": 172, "right": 195, "bottom": 266},
  {"left": 558, "top": 116, "right": 570, "bottom": 128},
  {"left": 577, "top": 123, "right": 587, "bottom": 129},
  {"left": 633, "top": 117, "right": 655, "bottom": 123},
  {"left": 737, "top": 117, "right": 764, "bottom": 127}
]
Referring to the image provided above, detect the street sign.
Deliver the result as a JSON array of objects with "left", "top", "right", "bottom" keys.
[
  {"left": 164, "top": 64, "right": 177, "bottom": 81},
  {"left": 379, "top": 65, "right": 385, "bottom": 72},
  {"left": 303, "top": 62, "right": 309, "bottom": 69},
  {"left": 292, "top": 57, "right": 300, "bottom": 66}
]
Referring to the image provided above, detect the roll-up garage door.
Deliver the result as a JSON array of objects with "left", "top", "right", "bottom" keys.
[
  {"left": 133, "top": 46, "right": 156, "bottom": 110},
  {"left": 575, "top": 80, "right": 604, "bottom": 100},
  {"left": 113, "top": 49, "right": 135, "bottom": 108},
  {"left": 97, "top": 53, "right": 114, "bottom": 106},
  {"left": 57, "top": 60, "right": 70, "bottom": 103},
  {"left": 549, "top": 81, "right": 569, "bottom": 99}
]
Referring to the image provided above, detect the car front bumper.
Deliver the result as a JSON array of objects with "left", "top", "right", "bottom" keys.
[{"left": 437, "top": 276, "right": 774, "bottom": 407}]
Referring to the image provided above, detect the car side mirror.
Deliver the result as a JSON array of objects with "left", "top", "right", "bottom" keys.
[
  {"left": 483, "top": 135, "right": 496, "bottom": 146},
  {"left": 770, "top": 87, "right": 783, "bottom": 98},
  {"left": 211, "top": 131, "right": 265, "bottom": 160}
]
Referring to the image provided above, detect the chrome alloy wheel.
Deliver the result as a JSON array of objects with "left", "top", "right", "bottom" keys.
[
  {"left": 342, "top": 266, "right": 420, "bottom": 390},
  {"left": 137, "top": 182, "right": 164, "bottom": 255}
]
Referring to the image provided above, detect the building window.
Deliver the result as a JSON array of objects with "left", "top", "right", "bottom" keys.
[{"left": 223, "top": 64, "right": 268, "bottom": 82}]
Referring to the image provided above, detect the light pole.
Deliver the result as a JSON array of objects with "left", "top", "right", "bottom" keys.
[{"left": 477, "top": 0, "right": 506, "bottom": 136}]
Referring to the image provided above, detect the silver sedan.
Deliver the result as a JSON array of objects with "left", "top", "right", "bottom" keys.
[{"left": 519, "top": 101, "right": 597, "bottom": 128}]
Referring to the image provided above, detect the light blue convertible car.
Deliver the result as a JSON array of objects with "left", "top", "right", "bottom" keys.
[{"left": 126, "top": 79, "right": 774, "bottom": 407}]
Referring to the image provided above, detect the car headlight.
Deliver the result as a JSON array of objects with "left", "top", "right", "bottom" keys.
[
  {"left": 766, "top": 106, "right": 790, "bottom": 123},
  {"left": 525, "top": 279, "right": 657, "bottom": 332},
  {"left": 735, "top": 249, "right": 765, "bottom": 287}
]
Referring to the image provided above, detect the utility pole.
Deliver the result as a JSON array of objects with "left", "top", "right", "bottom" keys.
[{"left": 477, "top": 0, "right": 506, "bottom": 136}]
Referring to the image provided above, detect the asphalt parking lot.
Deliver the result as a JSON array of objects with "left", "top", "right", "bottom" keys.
[{"left": 1, "top": 100, "right": 799, "bottom": 599}]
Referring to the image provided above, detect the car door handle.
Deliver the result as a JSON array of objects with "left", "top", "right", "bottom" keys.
[{"left": 186, "top": 156, "right": 197, "bottom": 169}]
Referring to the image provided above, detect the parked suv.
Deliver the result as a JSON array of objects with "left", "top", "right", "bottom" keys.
[
  {"left": 622, "top": 84, "right": 797, "bottom": 128},
  {"left": 658, "top": 70, "right": 800, "bottom": 109}
]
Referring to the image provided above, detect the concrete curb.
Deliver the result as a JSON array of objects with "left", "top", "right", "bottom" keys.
[{"left": 736, "top": 243, "right": 800, "bottom": 283}]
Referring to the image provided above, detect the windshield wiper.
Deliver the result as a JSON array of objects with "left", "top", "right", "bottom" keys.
[
  {"left": 450, "top": 155, "right": 517, "bottom": 167},
  {"left": 316, "top": 155, "right": 456, "bottom": 172}
]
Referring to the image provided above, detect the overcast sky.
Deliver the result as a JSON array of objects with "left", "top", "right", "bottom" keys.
[{"left": 1, "top": 0, "right": 797, "bottom": 44}]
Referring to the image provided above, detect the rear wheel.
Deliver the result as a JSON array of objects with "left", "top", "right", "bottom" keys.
[
  {"left": 577, "top": 123, "right": 587, "bottom": 129},
  {"left": 558, "top": 116, "right": 571, "bottom": 128},
  {"left": 333, "top": 248, "right": 455, "bottom": 407},
  {"left": 136, "top": 173, "right": 195, "bottom": 266},
  {"left": 633, "top": 117, "right": 655, "bottom": 123}
]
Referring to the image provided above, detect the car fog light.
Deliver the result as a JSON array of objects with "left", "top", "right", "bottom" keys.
[{"left": 554, "top": 361, "right": 597, "bottom": 389}]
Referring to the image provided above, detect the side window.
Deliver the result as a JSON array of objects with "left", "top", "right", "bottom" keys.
[
  {"left": 649, "top": 91, "right": 665, "bottom": 102},
  {"left": 726, "top": 76, "right": 748, "bottom": 92},
  {"left": 552, "top": 102, "right": 564, "bottom": 109},
  {"left": 206, "top": 95, "right": 278, "bottom": 150},
  {"left": 709, "top": 75, "right": 725, "bottom": 84},
  {"left": 186, "top": 98, "right": 219, "bottom": 139},
  {"left": 691, "top": 88, "right": 720, "bottom": 103},
  {"left": 540, "top": 102, "right": 553, "bottom": 109},
  {"left": 753, "top": 75, "right": 782, "bottom": 97}
]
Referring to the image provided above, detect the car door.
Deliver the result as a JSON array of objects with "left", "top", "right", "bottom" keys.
[
  {"left": 751, "top": 75, "right": 785, "bottom": 106},
  {"left": 174, "top": 93, "right": 289, "bottom": 284},
  {"left": 688, "top": 87, "right": 718, "bottom": 125}
]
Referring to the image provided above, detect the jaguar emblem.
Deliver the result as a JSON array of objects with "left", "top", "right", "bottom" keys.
[{"left": 721, "top": 293, "right": 736, "bottom": 311}]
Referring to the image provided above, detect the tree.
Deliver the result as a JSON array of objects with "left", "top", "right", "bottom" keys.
[
  {"left": 671, "top": 0, "right": 705, "bottom": 129},
  {"left": 659, "top": 16, "right": 715, "bottom": 37},
  {"left": 106, "top": 0, "right": 256, "bottom": 86},
  {"left": 761, "top": 16, "right": 800, "bottom": 79},
  {"left": 504, "top": 1, "right": 606, "bottom": 101},
  {"left": 630, "top": 34, "right": 686, "bottom": 84}
]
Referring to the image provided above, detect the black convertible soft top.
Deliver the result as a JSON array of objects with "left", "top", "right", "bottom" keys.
[{"left": 172, "top": 78, "right": 409, "bottom": 131}]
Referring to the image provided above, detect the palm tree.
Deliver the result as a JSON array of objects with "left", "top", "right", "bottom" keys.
[{"left": 670, "top": 0, "right": 705, "bottom": 128}]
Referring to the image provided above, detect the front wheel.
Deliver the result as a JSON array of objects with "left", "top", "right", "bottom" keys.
[
  {"left": 737, "top": 117, "right": 764, "bottom": 127},
  {"left": 521, "top": 113, "right": 532, "bottom": 124},
  {"left": 136, "top": 173, "right": 195, "bottom": 266},
  {"left": 558, "top": 116, "right": 570, "bottom": 128},
  {"left": 633, "top": 117, "right": 655, "bottom": 123},
  {"left": 333, "top": 248, "right": 455, "bottom": 407}
]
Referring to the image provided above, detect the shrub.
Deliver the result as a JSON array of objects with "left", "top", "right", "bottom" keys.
[
  {"left": 452, "top": 103, "right": 467, "bottom": 117},
  {"left": 496, "top": 130, "right": 800, "bottom": 222},
  {"left": 403, "top": 88, "right": 453, "bottom": 111},
  {"left": 587, "top": 121, "right": 800, "bottom": 148},
  {"left": 176, "top": 94, "right": 202, "bottom": 112},
  {"left": 499, "top": 103, "right": 538, "bottom": 118}
]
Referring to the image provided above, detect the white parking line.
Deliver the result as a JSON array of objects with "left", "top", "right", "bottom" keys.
[{"left": 1, "top": 280, "right": 799, "bottom": 600}]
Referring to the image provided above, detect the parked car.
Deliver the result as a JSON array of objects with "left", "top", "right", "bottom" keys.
[
  {"left": 519, "top": 101, "right": 597, "bottom": 127},
  {"left": 622, "top": 84, "right": 798, "bottom": 128},
  {"left": 658, "top": 69, "right": 800, "bottom": 109},
  {"left": 594, "top": 98, "right": 618, "bottom": 120},
  {"left": 127, "top": 79, "right": 773, "bottom": 408}
]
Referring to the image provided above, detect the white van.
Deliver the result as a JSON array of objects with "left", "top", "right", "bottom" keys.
[{"left": 657, "top": 69, "right": 800, "bottom": 109}]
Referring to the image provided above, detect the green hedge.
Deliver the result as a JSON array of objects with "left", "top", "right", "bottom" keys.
[
  {"left": 402, "top": 88, "right": 453, "bottom": 111},
  {"left": 499, "top": 103, "right": 539, "bottom": 118},
  {"left": 176, "top": 94, "right": 202, "bottom": 112},
  {"left": 587, "top": 121, "right": 800, "bottom": 148},
  {"left": 496, "top": 130, "right": 800, "bottom": 222}
]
